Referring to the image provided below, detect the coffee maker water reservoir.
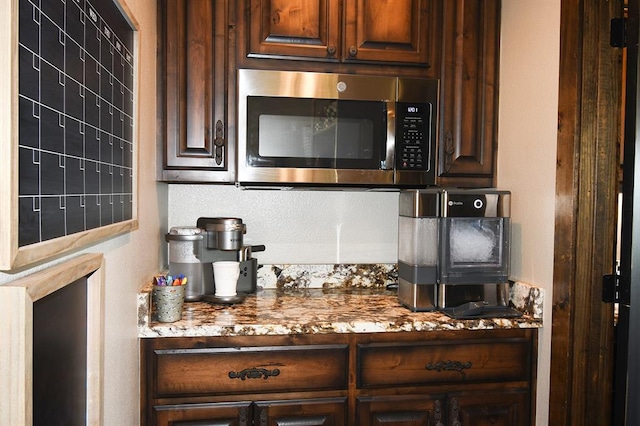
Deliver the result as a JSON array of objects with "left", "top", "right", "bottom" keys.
[{"left": 165, "top": 226, "right": 209, "bottom": 302}]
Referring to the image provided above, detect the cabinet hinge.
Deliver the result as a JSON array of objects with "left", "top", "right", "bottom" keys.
[
  {"left": 603, "top": 273, "right": 620, "bottom": 303},
  {"left": 611, "top": 18, "right": 627, "bottom": 48}
]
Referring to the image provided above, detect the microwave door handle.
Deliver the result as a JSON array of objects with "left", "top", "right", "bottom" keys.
[{"left": 384, "top": 100, "right": 396, "bottom": 170}]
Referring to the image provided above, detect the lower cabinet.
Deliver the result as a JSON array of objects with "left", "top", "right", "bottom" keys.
[{"left": 141, "top": 330, "right": 537, "bottom": 425}]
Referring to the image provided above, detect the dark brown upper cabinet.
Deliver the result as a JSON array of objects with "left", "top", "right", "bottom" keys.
[
  {"left": 245, "top": 0, "right": 340, "bottom": 61},
  {"left": 241, "top": 0, "right": 440, "bottom": 69},
  {"left": 437, "top": 0, "right": 501, "bottom": 188},
  {"left": 343, "top": 0, "right": 438, "bottom": 66},
  {"left": 156, "top": 0, "right": 502, "bottom": 186},
  {"left": 158, "top": 0, "right": 235, "bottom": 183}
]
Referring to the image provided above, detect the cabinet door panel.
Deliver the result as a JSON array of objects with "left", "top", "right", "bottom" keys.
[
  {"left": 356, "top": 395, "right": 444, "bottom": 426},
  {"left": 247, "top": 0, "right": 340, "bottom": 60},
  {"left": 161, "top": 0, "right": 232, "bottom": 178},
  {"left": 343, "top": 0, "right": 439, "bottom": 66},
  {"left": 154, "top": 402, "right": 252, "bottom": 426},
  {"left": 438, "top": 0, "right": 500, "bottom": 187},
  {"left": 255, "top": 398, "right": 347, "bottom": 426},
  {"left": 448, "top": 390, "right": 530, "bottom": 426}
]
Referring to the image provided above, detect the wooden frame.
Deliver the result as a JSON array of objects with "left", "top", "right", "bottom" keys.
[
  {"left": 0, "top": 253, "right": 105, "bottom": 426},
  {"left": 0, "top": 0, "right": 140, "bottom": 271},
  {"left": 549, "top": 0, "right": 621, "bottom": 424}
]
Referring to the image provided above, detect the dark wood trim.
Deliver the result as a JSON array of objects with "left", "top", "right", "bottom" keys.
[
  {"left": 550, "top": 0, "right": 580, "bottom": 418},
  {"left": 550, "top": 0, "right": 622, "bottom": 424}
]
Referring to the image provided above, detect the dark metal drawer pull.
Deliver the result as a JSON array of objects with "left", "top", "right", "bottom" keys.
[
  {"left": 228, "top": 367, "right": 280, "bottom": 380},
  {"left": 425, "top": 360, "right": 472, "bottom": 373}
]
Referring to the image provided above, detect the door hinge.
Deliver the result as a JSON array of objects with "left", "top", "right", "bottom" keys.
[
  {"left": 611, "top": 17, "right": 627, "bottom": 48},
  {"left": 603, "top": 274, "right": 620, "bottom": 303}
]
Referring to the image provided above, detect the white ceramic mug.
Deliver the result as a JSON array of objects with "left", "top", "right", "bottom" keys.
[{"left": 213, "top": 261, "right": 240, "bottom": 297}]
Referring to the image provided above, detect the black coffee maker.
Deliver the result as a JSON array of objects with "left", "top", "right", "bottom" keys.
[{"left": 196, "top": 217, "right": 264, "bottom": 296}]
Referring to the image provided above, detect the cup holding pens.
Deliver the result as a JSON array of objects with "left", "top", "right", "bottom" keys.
[{"left": 153, "top": 275, "right": 186, "bottom": 323}]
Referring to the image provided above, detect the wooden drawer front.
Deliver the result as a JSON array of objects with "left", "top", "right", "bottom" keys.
[
  {"left": 357, "top": 339, "right": 531, "bottom": 388},
  {"left": 154, "top": 344, "right": 348, "bottom": 397}
]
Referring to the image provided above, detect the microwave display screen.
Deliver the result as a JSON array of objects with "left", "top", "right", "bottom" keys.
[{"left": 246, "top": 97, "right": 386, "bottom": 169}]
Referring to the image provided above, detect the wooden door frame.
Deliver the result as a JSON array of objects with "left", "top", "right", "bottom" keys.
[{"left": 550, "top": 0, "right": 622, "bottom": 424}]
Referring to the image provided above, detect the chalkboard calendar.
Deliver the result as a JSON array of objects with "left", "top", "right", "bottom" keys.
[
  {"left": 0, "top": 0, "right": 139, "bottom": 269},
  {"left": 18, "top": 0, "right": 136, "bottom": 247}
]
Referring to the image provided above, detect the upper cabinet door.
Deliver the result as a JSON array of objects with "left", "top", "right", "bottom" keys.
[
  {"left": 343, "top": 0, "right": 439, "bottom": 66},
  {"left": 245, "top": 0, "right": 439, "bottom": 67},
  {"left": 160, "top": 0, "right": 234, "bottom": 182},
  {"left": 438, "top": 0, "right": 500, "bottom": 188},
  {"left": 247, "top": 0, "right": 341, "bottom": 60}
]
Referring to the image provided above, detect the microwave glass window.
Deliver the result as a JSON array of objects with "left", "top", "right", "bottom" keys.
[
  {"left": 247, "top": 97, "right": 386, "bottom": 169},
  {"left": 258, "top": 115, "right": 374, "bottom": 159}
]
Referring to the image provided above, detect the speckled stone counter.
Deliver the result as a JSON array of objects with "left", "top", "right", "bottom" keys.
[{"left": 138, "top": 264, "right": 543, "bottom": 338}]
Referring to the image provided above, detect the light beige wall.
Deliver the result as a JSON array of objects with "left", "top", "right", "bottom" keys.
[
  {"left": 0, "top": 1, "right": 163, "bottom": 424},
  {"left": 498, "top": 1, "right": 560, "bottom": 425}
]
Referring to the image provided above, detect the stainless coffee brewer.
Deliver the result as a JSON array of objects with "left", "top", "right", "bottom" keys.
[
  {"left": 165, "top": 217, "right": 264, "bottom": 302},
  {"left": 195, "top": 217, "right": 264, "bottom": 296}
]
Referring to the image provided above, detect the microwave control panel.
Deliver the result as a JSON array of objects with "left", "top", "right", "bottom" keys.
[{"left": 396, "top": 102, "right": 432, "bottom": 171}]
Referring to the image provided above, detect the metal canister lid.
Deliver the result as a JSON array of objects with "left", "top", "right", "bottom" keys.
[
  {"left": 165, "top": 226, "right": 204, "bottom": 241},
  {"left": 196, "top": 217, "right": 246, "bottom": 233}
]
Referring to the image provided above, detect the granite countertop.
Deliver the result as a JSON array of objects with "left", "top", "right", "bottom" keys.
[{"left": 138, "top": 264, "right": 543, "bottom": 338}]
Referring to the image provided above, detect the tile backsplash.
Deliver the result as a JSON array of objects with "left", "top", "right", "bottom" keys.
[
  {"left": 257, "top": 263, "right": 397, "bottom": 290},
  {"left": 168, "top": 184, "right": 400, "bottom": 265}
]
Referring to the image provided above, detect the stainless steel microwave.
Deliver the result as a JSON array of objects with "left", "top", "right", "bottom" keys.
[{"left": 237, "top": 69, "right": 439, "bottom": 188}]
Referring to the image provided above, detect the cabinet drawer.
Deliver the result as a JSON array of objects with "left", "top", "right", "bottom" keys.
[
  {"left": 154, "top": 344, "right": 348, "bottom": 397},
  {"left": 357, "top": 338, "right": 531, "bottom": 388}
]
